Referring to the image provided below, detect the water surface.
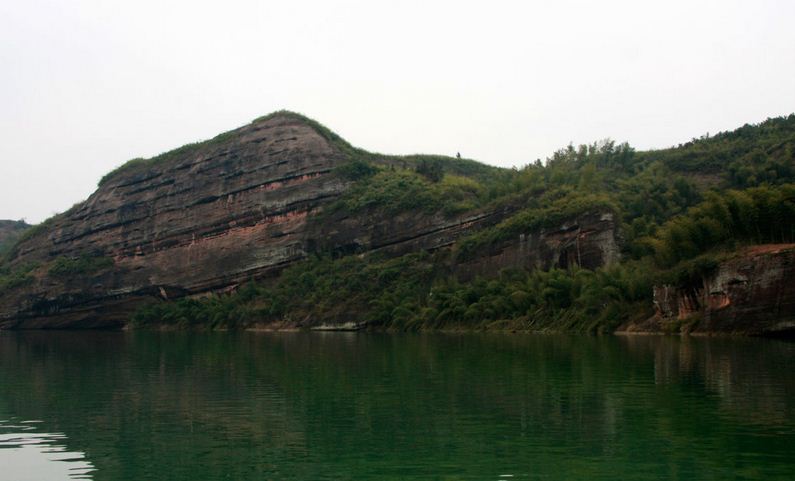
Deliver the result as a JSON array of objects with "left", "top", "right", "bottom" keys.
[{"left": 0, "top": 332, "right": 793, "bottom": 480}]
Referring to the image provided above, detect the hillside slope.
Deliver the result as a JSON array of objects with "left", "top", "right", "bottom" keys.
[
  {"left": 0, "top": 112, "right": 585, "bottom": 328},
  {"left": 0, "top": 220, "right": 30, "bottom": 256},
  {"left": 1, "top": 112, "right": 793, "bottom": 333}
]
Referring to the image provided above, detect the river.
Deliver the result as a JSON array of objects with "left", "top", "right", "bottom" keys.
[{"left": 0, "top": 331, "right": 793, "bottom": 480}]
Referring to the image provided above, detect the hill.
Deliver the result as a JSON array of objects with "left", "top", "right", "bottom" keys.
[{"left": 1, "top": 112, "right": 793, "bottom": 334}]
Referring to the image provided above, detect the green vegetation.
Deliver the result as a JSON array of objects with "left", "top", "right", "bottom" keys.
[
  {"left": 0, "top": 253, "right": 112, "bottom": 295},
  {"left": 0, "top": 262, "right": 39, "bottom": 295},
  {"left": 329, "top": 168, "right": 485, "bottom": 216},
  {"left": 133, "top": 250, "right": 653, "bottom": 332},
  {"left": 133, "top": 253, "right": 436, "bottom": 329},
  {"left": 454, "top": 189, "right": 619, "bottom": 260},
  {"left": 48, "top": 254, "right": 114, "bottom": 278},
  {"left": 635, "top": 114, "right": 795, "bottom": 180},
  {"left": 333, "top": 157, "right": 377, "bottom": 180},
  {"left": 648, "top": 184, "right": 795, "bottom": 267}
]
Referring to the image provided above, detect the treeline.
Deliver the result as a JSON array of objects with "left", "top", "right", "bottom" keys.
[
  {"left": 636, "top": 114, "right": 795, "bottom": 181},
  {"left": 649, "top": 184, "right": 795, "bottom": 267},
  {"left": 133, "top": 252, "right": 653, "bottom": 333}
]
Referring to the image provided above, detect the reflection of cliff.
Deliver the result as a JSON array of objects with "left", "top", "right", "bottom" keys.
[
  {"left": 619, "top": 335, "right": 795, "bottom": 426},
  {"left": 0, "top": 333, "right": 794, "bottom": 480}
]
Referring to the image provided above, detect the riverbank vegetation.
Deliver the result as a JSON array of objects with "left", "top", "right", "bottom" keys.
[{"left": 133, "top": 254, "right": 654, "bottom": 333}]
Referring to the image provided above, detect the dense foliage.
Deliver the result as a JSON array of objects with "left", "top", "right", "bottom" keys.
[
  {"left": 649, "top": 184, "right": 795, "bottom": 267},
  {"left": 329, "top": 168, "right": 486, "bottom": 216},
  {"left": 635, "top": 114, "right": 795, "bottom": 179},
  {"left": 133, "top": 253, "right": 653, "bottom": 333}
]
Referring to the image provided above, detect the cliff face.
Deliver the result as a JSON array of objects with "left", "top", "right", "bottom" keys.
[
  {"left": 454, "top": 211, "right": 620, "bottom": 281},
  {"left": 4, "top": 113, "right": 613, "bottom": 329},
  {"left": 1, "top": 114, "right": 343, "bottom": 328},
  {"left": 621, "top": 245, "right": 795, "bottom": 336}
]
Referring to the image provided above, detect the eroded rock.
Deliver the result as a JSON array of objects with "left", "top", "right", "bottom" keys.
[{"left": 623, "top": 244, "right": 795, "bottom": 335}]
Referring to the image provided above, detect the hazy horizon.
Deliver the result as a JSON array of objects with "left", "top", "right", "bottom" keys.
[{"left": 2, "top": 0, "right": 794, "bottom": 223}]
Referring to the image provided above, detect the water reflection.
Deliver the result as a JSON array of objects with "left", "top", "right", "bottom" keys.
[
  {"left": 0, "top": 418, "right": 94, "bottom": 480},
  {"left": 621, "top": 335, "right": 795, "bottom": 425},
  {"left": 0, "top": 331, "right": 793, "bottom": 480}
]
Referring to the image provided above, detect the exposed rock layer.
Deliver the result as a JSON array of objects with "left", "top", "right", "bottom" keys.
[
  {"left": 454, "top": 211, "right": 620, "bottom": 281},
  {"left": 620, "top": 245, "right": 795, "bottom": 335},
  {"left": 2, "top": 115, "right": 346, "bottom": 328},
  {"left": 2, "top": 114, "right": 619, "bottom": 329}
]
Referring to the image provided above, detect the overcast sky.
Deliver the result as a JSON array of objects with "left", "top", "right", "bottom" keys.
[{"left": 2, "top": 0, "right": 794, "bottom": 223}]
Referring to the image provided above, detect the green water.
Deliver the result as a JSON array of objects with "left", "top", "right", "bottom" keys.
[{"left": 0, "top": 332, "right": 793, "bottom": 480}]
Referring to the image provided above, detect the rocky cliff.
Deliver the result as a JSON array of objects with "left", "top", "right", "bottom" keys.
[
  {"left": 2, "top": 114, "right": 344, "bottom": 327},
  {"left": 454, "top": 210, "right": 620, "bottom": 280},
  {"left": 620, "top": 245, "right": 795, "bottom": 336},
  {"left": 1, "top": 112, "right": 619, "bottom": 329}
]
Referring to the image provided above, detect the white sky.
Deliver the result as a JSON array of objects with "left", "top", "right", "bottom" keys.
[{"left": 1, "top": 0, "right": 794, "bottom": 223}]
